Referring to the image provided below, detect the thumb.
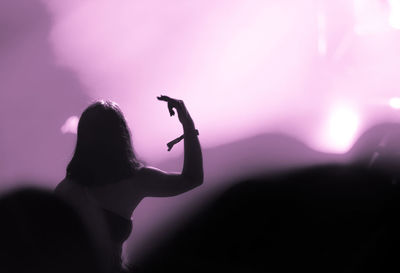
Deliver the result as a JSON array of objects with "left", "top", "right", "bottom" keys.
[{"left": 168, "top": 102, "right": 175, "bottom": 116}]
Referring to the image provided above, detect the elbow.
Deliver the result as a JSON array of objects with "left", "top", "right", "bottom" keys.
[
  {"left": 194, "top": 174, "right": 204, "bottom": 187},
  {"left": 184, "top": 172, "right": 203, "bottom": 188}
]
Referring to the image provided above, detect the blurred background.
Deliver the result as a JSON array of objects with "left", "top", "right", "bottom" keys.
[{"left": 1, "top": 0, "right": 400, "bottom": 263}]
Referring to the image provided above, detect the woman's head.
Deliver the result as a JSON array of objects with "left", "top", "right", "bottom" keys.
[{"left": 67, "top": 101, "right": 141, "bottom": 186}]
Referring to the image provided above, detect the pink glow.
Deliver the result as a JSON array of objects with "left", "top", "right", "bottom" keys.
[
  {"left": 44, "top": 0, "right": 318, "bottom": 160},
  {"left": 317, "top": 6, "right": 327, "bottom": 56},
  {"left": 389, "top": 0, "right": 400, "bottom": 29},
  {"left": 42, "top": 0, "right": 400, "bottom": 160},
  {"left": 316, "top": 1, "right": 327, "bottom": 56},
  {"left": 0, "top": 0, "right": 395, "bottom": 169},
  {"left": 37, "top": 0, "right": 400, "bottom": 160},
  {"left": 353, "top": 0, "right": 390, "bottom": 35}
]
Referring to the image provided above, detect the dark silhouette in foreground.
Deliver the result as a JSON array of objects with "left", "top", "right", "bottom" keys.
[
  {"left": 55, "top": 96, "right": 203, "bottom": 270},
  {"left": 135, "top": 164, "right": 400, "bottom": 273},
  {"left": 0, "top": 187, "right": 108, "bottom": 273}
]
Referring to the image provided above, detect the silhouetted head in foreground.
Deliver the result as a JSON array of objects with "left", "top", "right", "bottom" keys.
[
  {"left": 67, "top": 101, "right": 142, "bottom": 186},
  {"left": 136, "top": 164, "right": 400, "bottom": 273},
  {"left": 0, "top": 187, "right": 106, "bottom": 273}
]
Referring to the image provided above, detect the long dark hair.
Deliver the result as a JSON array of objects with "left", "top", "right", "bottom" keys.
[{"left": 67, "top": 101, "right": 142, "bottom": 186}]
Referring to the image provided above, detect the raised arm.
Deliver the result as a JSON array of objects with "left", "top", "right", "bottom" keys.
[{"left": 139, "top": 96, "right": 203, "bottom": 197}]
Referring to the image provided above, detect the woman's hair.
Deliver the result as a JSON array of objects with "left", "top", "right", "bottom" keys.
[{"left": 67, "top": 100, "right": 142, "bottom": 186}]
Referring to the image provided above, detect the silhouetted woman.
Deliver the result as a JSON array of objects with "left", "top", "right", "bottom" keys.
[{"left": 55, "top": 95, "right": 203, "bottom": 271}]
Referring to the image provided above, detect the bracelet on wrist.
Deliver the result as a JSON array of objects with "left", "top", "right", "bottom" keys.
[{"left": 166, "top": 129, "right": 199, "bottom": 151}]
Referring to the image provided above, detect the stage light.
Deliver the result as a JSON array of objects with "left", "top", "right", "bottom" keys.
[
  {"left": 328, "top": 107, "right": 359, "bottom": 152},
  {"left": 315, "top": 106, "right": 360, "bottom": 153},
  {"left": 389, "top": 97, "right": 400, "bottom": 109}
]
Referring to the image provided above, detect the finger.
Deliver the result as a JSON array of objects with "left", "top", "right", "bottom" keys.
[
  {"left": 157, "top": 96, "right": 174, "bottom": 115},
  {"left": 157, "top": 95, "right": 180, "bottom": 117},
  {"left": 168, "top": 102, "right": 175, "bottom": 116},
  {"left": 158, "top": 95, "right": 181, "bottom": 105},
  {"left": 157, "top": 95, "right": 172, "bottom": 102}
]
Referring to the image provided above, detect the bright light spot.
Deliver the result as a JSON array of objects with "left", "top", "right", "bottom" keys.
[
  {"left": 389, "top": 0, "right": 400, "bottom": 29},
  {"left": 327, "top": 107, "right": 359, "bottom": 152},
  {"left": 389, "top": 97, "right": 400, "bottom": 109},
  {"left": 315, "top": 106, "right": 360, "bottom": 153},
  {"left": 61, "top": 116, "right": 79, "bottom": 134}
]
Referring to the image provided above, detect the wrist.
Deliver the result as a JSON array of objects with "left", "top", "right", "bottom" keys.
[
  {"left": 166, "top": 128, "right": 199, "bottom": 151},
  {"left": 183, "top": 123, "right": 195, "bottom": 131},
  {"left": 184, "top": 128, "right": 199, "bottom": 137}
]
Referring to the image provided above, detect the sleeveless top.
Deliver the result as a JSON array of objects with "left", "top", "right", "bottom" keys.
[
  {"left": 80, "top": 185, "right": 133, "bottom": 266},
  {"left": 101, "top": 208, "right": 132, "bottom": 245},
  {"left": 54, "top": 179, "right": 133, "bottom": 269},
  {"left": 101, "top": 208, "right": 132, "bottom": 270}
]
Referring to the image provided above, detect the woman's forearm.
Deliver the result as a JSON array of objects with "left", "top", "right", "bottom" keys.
[
  {"left": 182, "top": 125, "right": 203, "bottom": 185},
  {"left": 157, "top": 95, "right": 203, "bottom": 185}
]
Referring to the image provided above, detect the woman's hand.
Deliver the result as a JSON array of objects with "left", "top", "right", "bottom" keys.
[{"left": 157, "top": 95, "right": 195, "bottom": 129}]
